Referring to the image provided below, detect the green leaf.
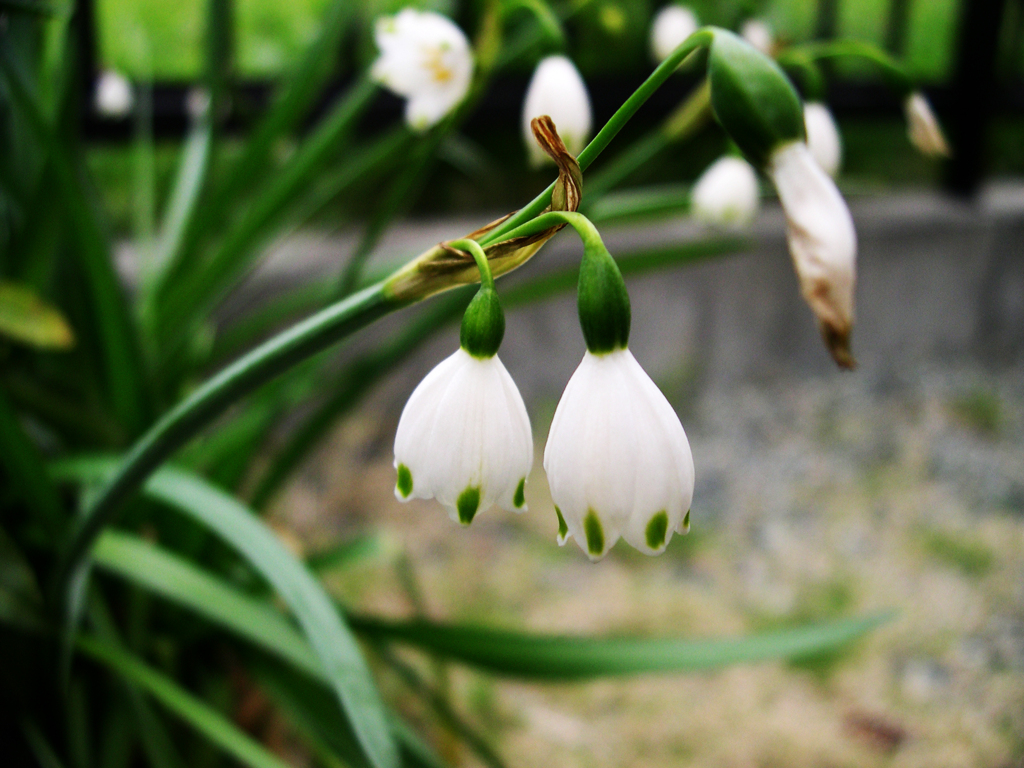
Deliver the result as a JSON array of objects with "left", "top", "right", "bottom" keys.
[
  {"left": 76, "top": 635, "right": 293, "bottom": 768},
  {"left": 349, "top": 612, "right": 893, "bottom": 679},
  {"left": 0, "top": 46, "right": 149, "bottom": 433},
  {"left": 57, "top": 460, "right": 399, "bottom": 768},
  {"left": 0, "top": 525, "right": 47, "bottom": 632},
  {"left": 0, "top": 280, "right": 74, "bottom": 349},
  {"left": 0, "top": 389, "right": 66, "bottom": 535}
]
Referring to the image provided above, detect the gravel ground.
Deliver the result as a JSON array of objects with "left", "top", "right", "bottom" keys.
[{"left": 271, "top": 360, "right": 1024, "bottom": 768}]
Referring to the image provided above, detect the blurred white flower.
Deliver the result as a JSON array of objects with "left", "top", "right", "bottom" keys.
[
  {"left": 95, "top": 71, "right": 133, "bottom": 117},
  {"left": 522, "top": 55, "right": 592, "bottom": 166},
  {"left": 650, "top": 5, "right": 699, "bottom": 62},
  {"left": 803, "top": 102, "right": 842, "bottom": 177},
  {"left": 394, "top": 348, "right": 533, "bottom": 524},
  {"left": 544, "top": 348, "right": 694, "bottom": 560},
  {"left": 904, "top": 91, "right": 950, "bottom": 157},
  {"left": 371, "top": 8, "right": 474, "bottom": 131},
  {"left": 691, "top": 155, "right": 760, "bottom": 226},
  {"left": 768, "top": 141, "right": 857, "bottom": 367},
  {"left": 740, "top": 19, "right": 774, "bottom": 54}
]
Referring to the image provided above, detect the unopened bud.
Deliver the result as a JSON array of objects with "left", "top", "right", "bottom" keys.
[
  {"left": 650, "top": 5, "right": 699, "bottom": 63},
  {"left": 803, "top": 102, "right": 842, "bottom": 178},
  {"left": 691, "top": 156, "right": 760, "bottom": 227},
  {"left": 522, "top": 56, "right": 592, "bottom": 166}
]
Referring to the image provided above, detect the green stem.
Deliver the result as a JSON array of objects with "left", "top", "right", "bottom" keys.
[
  {"left": 477, "top": 29, "right": 715, "bottom": 247},
  {"left": 499, "top": 210, "right": 605, "bottom": 251},
  {"left": 53, "top": 283, "right": 401, "bottom": 607},
  {"left": 779, "top": 39, "right": 912, "bottom": 94},
  {"left": 447, "top": 239, "right": 494, "bottom": 289}
]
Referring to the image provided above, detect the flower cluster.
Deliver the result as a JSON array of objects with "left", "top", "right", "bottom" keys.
[{"left": 394, "top": 221, "right": 695, "bottom": 562}]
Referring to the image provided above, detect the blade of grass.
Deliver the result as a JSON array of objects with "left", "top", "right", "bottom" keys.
[
  {"left": 60, "top": 461, "right": 399, "bottom": 768},
  {"left": 585, "top": 183, "right": 693, "bottom": 224},
  {"left": 76, "top": 635, "right": 293, "bottom": 768},
  {"left": 0, "top": 389, "right": 66, "bottom": 535}
]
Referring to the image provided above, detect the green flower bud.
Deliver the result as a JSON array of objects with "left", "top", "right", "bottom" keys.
[
  {"left": 708, "top": 29, "right": 804, "bottom": 167},
  {"left": 460, "top": 286, "right": 505, "bottom": 358},
  {"left": 577, "top": 243, "right": 630, "bottom": 354}
]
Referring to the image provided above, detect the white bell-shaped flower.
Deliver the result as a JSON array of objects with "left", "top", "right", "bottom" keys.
[
  {"left": 522, "top": 56, "right": 592, "bottom": 166},
  {"left": 544, "top": 348, "right": 694, "bottom": 560},
  {"left": 650, "top": 5, "right": 699, "bottom": 62},
  {"left": 904, "top": 91, "right": 950, "bottom": 157},
  {"left": 691, "top": 155, "right": 760, "bottom": 227},
  {"left": 768, "top": 141, "right": 857, "bottom": 367},
  {"left": 95, "top": 71, "right": 133, "bottom": 117},
  {"left": 740, "top": 19, "right": 774, "bottom": 54},
  {"left": 394, "top": 348, "right": 533, "bottom": 524},
  {"left": 803, "top": 102, "right": 842, "bottom": 178},
  {"left": 371, "top": 8, "right": 474, "bottom": 132}
]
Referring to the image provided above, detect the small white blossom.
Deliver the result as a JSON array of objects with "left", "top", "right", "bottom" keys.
[
  {"left": 371, "top": 8, "right": 474, "bottom": 132},
  {"left": 691, "top": 155, "right": 760, "bottom": 227},
  {"left": 544, "top": 348, "right": 694, "bottom": 561},
  {"left": 394, "top": 348, "right": 533, "bottom": 524},
  {"left": 803, "top": 102, "right": 842, "bottom": 178},
  {"left": 95, "top": 71, "right": 133, "bottom": 117},
  {"left": 650, "top": 5, "right": 699, "bottom": 62},
  {"left": 768, "top": 141, "right": 857, "bottom": 364},
  {"left": 904, "top": 91, "right": 950, "bottom": 157},
  {"left": 740, "top": 19, "right": 774, "bottom": 54},
  {"left": 522, "top": 55, "right": 592, "bottom": 166}
]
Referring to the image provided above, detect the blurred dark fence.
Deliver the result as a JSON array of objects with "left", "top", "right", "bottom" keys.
[{"left": 76, "top": 0, "right": 1024, "bottom": 196}]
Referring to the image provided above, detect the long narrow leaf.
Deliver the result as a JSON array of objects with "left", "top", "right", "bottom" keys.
[
  {"left": 349, "top": 612, "right": 893, "bottom": 679},
  {"left": 76, "top": 636, "right": 292, "bottom": 768},
  {"left": 0, "top": 46, "right": 149, "bottom": 434},
  {"left": 58, "top": 460, "right": 399, "bottom": 768},
  {"left": 0, "top": 389, "right": 65, "bottom": 535}
]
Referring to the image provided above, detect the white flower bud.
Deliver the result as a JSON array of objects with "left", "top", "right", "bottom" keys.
[
  {"left": 740, "top": 19, "right": 774, "bottom": 55},
  {"left": 803, "top": 102, "right": 842, "bottom": 178},
  {"left": 522, "top": 56, "right": 592, "bottom": 166},
  {"left": 544, "top": 348, "right": 694, "bottom": 560},
  {"left": 691, "top": 156, "right": 760, "bottom": 227},
  {"left": 95, "top": 71, "right": 133, "bottom": 117},
  {"left": 650, "top": 5, "right": 699, "bottom": 63},
  {"left": 371, "top": 9, "right": 474, "bottom": 132},
  {"left": 394, "top": 348, "right": 533, "bottom": 524},
  {"left": 904, "top": 91, "right": 950, "bottom": 157},
  {"left": 768, "top": 141, "right": 857, "bottom": 367}
]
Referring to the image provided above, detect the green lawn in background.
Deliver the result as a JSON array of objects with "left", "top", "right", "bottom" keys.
[{"left": 98, "top": 0, "right": 960, "bottom": 80}]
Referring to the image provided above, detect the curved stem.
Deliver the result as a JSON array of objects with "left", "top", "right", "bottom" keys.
[
  {"left": 780, "top": 40, "right": 912, "bottom": 94},
  {"left": 477, "top": 29, "right": 715, "bottom": 247},
  {"left": 53, "top": 283, "right": 401, "bottom": 606},
  {"left": 499, "top": 210, "right": 605, "bottom": 252},
  {"left": 447, "top": 239, "right": 494, "bottom": 290}
]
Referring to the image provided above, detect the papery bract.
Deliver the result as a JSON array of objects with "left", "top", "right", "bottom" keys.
[
  {"left": 544, "top": 349, "right": 694, "bottom": 560},
  {"left": 394, "top": 348, "right": 533, "bottom": 525},
  {"left": 650, "top": 5, "right": 699, "bottom": 62},
  {"left": 804, "top": 102, "right": 842, "bottom": 178},
  {"left": 521, "top": 56, "right": 592, "bottom": 166},
  {"left": 371, "top": 8, "right": 474, "bottom": 131},
  {"left": 692, "top": 156, "right": 760, "bottom": 227},
  {"left": 768, "top": 141, "right": 857, "bottom": 367}
]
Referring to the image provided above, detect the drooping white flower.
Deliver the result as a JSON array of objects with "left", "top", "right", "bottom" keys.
[
  {"left": 394, "top": 348, "right": 533, "bottom": 525},
  {"left": 95, "top": 71, "right": 133, "bottom": 117},
  {"left": 768, "top": 141, "right": 857, "bottom": 367},
  {"left": 522, "top": 55, "right": 592, "bottom": 166},
  {"left": 904, "top": 91, "right": 950, "bottom": 157},
  {"left": 740, "top": 19, "right": 774, "bottom": 54},
  {"left": 803, "top": 101, "right": 842, "bottom": 178},
  {"left": 691, "top": 155, "right": 760, "bottom": 226},
  {"left": 371, "top": 8, "right": 474, "bottom": 132},
  {"left": 544, "top": 348, "right": 694, "bottom": 560},
  {"left": 650, "top": 5, "right": 699, "bottom": 62}
]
